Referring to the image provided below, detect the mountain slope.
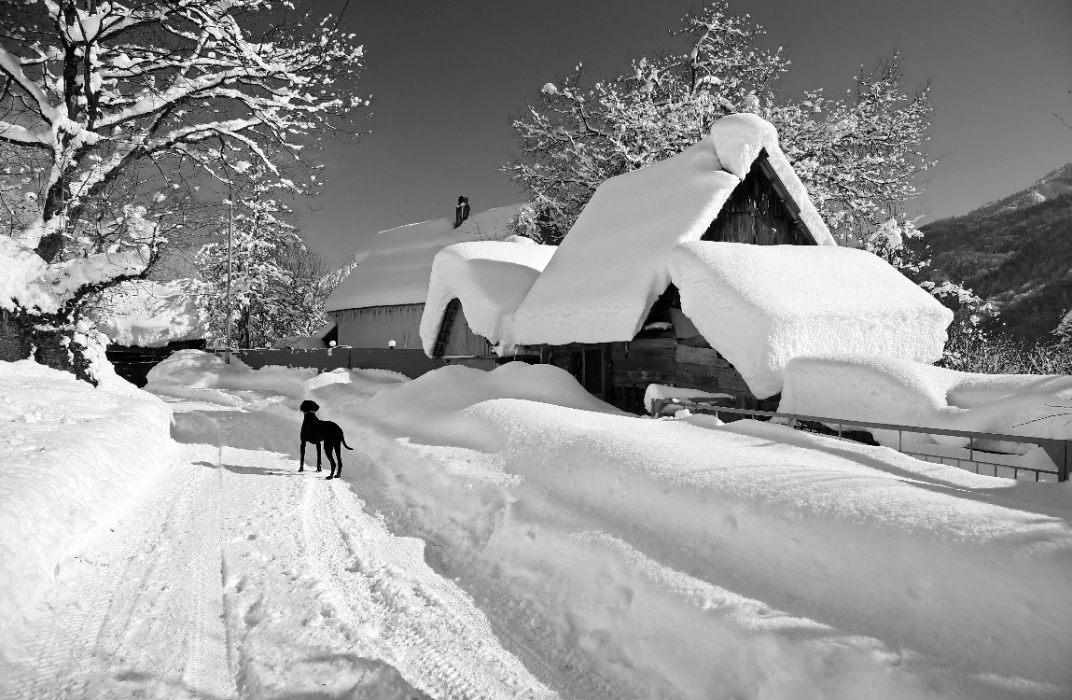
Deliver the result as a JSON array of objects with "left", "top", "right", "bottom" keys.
[{"left": 919, "top": 164, "right": 1072, "bottom": 340}]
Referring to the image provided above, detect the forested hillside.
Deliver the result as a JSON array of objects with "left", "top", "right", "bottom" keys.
[{"left": 919, "top": 163, "right": 1072, "bottom": 340}]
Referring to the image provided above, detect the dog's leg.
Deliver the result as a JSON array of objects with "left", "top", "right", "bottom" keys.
[
  {"left": 335, "top": 443, "right": 343, "bottom": 478},
  {"left": 325, "top": 446, "right": 337, "bottom": 480},
  {"left": 315, "top": 442, "right": 322, "bottom": 472},
  {"left": 299, "top": 441, "right": 305, "bottom": 472}
]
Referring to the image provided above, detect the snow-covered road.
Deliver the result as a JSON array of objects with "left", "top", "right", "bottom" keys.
[
  {"left": 1, "top": 400, "right": 551, "bottom": 700},
  {"left": 4, "top": 354, "right": 1072, "bottom": 700}
]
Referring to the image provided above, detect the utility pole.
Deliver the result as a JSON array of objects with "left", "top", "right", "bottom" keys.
[{"left": 225, "top": 195, "right": 234, "bottom": 364}]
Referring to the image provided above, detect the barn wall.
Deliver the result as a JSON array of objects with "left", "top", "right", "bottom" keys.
[
  {"left": 703, "top": 153, "right": 811, "bottom": 246},
  {"left": 441, "top": 306, "right": 494, "bottom": 357},
  {"left": 332, "top": 303, "right": 495, "bottom": 357},
  {"left": 329, "top": 304, "right": 424, "bottom": 350}
]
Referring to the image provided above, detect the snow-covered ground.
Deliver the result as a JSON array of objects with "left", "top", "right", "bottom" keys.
[{"left": 2, "top": 352, "right": 1071, "bottom": 699}]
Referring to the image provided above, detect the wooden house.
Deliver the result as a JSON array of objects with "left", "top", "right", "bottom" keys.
[
  {"left": 421, "top": 115, "right": 951, "bottom": 413},
  {"left": 325, "top": 203, "right": 523, "bottom": 368}
]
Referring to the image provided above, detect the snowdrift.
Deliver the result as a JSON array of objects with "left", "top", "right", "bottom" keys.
[
  {"left": 668, "top": 242, "right": 953, "bottom": 398},
  {"left": 0, "top": 361, "right": 173, "bottom": 633},
  {"left": 145, "top": 349, "right": 407, "bottom": 407},
  {"left": 314, "top": 362, "right": 1072, "bottom": 698}
]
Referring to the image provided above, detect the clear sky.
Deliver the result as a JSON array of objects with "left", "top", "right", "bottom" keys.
[{"left": 298, "top": 0, "right": 1072, "bottom": 260}]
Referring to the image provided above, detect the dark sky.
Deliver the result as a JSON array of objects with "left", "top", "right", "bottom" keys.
[{"left": 299, "top": 0, "right": 1072, "bottom": 260}]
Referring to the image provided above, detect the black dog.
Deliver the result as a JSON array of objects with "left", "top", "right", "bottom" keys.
[{"left": 299, "top": 400, "right": 353, "bottom": 479}]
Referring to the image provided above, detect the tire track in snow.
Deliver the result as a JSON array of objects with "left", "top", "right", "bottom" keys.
[
  {"left": 301, "top": 476, "right": 554, "bottom": 700},
  {"left": 1, "top": 454, "right": 236, "bottom": 700}
]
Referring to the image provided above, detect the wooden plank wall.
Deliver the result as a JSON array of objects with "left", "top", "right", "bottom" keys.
[
  {"left": 702, "top": 152, "right": 811, "bottom": 246},
  {"left": 608, "top": 333, "right": 758, "bottom": 414}
]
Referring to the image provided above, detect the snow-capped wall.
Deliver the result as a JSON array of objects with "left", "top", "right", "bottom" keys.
[
  {"left": 510, "top": 114, "right": 834, "bottom": 347},
  {"left": 90, "top": 279, "right": 208, "bottom": 348},
  {"left": 779, "top": 354, "right": 1072, "bottom": 447},
  {"left": 668, "top": 242, "right": 953, "bottom": 399},
  {"left": 419, "top": 240, "right": 556, "bottom": 356},
  {"left": 325, "top": 204, "right": 523, "bottom": 312}
]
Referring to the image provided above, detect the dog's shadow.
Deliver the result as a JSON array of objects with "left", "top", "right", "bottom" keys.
[{"left": 193, "top": 460, "right": 300, "bottom": 477}]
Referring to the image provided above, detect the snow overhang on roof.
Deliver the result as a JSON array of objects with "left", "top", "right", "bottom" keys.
[
  {"left": 667, "top": 242, "right": 954, "bottom": 399},
  {"left": 325, "top": 204, "right": 524, "bottom": 312},
  {"left": 508, "top": 114, "right": 836, "bottom": 347},
  {"left": 420, "top": 240, "right": 557, "bottom": 357}
]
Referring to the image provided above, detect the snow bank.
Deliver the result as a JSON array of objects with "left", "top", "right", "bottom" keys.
[
  {"left": 145, "top": 350, "right": 408, "bottom": 407},
  {"left": 0, "top": 360, "right": 173, "bottom": 632},
  {"left": 780, "top": 355, "right": 1072, "bottom": 454},
  {"left": 90, "top": 278, "right": 208, "bottom": 347},
  {"left": 325, "top": 204, "right": 523, "bottom": 312},
  {"left": 331, "top": 361, "right": 623, "bottom": 449},
  {"left": 311, "top": 363, "right": 1072, "bottom": 697},
  {"left": 510, "top": 114, "right": 834, "bottom": 347},
  {"left": 420, "top": 241, "right": 556, "bottom": 356},
  {"left": 668, "top": 242, "right": 953, "bottom": 398}
]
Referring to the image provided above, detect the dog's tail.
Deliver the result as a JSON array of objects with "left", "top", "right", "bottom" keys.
[{"left": 342, "top": 435, "right": 354, "bottom": 451}]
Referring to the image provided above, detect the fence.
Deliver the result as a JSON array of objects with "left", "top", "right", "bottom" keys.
[
  {"left": 650, "top": 397, "right": 1070, "bottom": 483},
  {"left": 220, "top": 347, "right": 496, "bottom": 379}
]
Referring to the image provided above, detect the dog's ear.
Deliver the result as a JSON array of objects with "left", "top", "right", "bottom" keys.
[{"left": 300, "top": 399, "right": 320, "bottom": 413}]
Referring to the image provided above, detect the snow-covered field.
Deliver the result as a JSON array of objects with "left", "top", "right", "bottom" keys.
[{"left": 2, "top": 351, "right": 1071, "bottom": 700}]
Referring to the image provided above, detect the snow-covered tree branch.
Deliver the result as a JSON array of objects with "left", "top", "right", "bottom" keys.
[{"left": 0, "top": 0, "right": 365, "bottom": 383}]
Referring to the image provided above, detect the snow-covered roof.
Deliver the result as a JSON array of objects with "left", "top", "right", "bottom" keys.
[
  {"left": 325, "top": 204, "right": 523, "bottom": 312},
  {"left": 419, "top": 240, "right": 557, "bottom": 356},
  {"left": 509, "top": 114, "right": 835, "bottom": 346},
  {"left": 90, "top": 278, "right": 208, "bottom": 348},
  {"left": 668, "top": 242, "right": 953, "bottom": 398}
]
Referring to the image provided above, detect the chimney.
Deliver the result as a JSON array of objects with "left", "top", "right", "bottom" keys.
[{"left": 454, "top": 195, "right": 471, "bottom": 228}]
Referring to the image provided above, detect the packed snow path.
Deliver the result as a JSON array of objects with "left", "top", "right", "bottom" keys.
[{"left": 0, "top": 400, "right": 551, "bottom": 700}]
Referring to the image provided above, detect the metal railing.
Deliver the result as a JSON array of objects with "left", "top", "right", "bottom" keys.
[{"left": 650, "top": 397, "right": 1070, "bottom": 482}]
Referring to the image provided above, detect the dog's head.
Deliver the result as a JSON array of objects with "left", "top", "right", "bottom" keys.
[{"left": 299, "top": 399, "right": 320, "bottom": 414}]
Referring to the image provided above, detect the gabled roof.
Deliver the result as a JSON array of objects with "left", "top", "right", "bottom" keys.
[
  {"left": 325, "top": 204, "right": 523, "bottom": 312},
  {"left": 508, "top": 114, "right": 836, "bottom": 347}
]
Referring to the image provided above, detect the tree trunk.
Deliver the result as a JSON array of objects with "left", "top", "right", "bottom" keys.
[
  {"left": 0, "top": 309, "right": 33, "bottom": 362},
  {"left": 0, "top": 309, "right": 99, "bottom": 385}
]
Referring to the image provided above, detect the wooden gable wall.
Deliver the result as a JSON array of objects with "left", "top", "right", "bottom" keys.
[{"left": 703, "top": 150, "right": 815, "bottom": 246}]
